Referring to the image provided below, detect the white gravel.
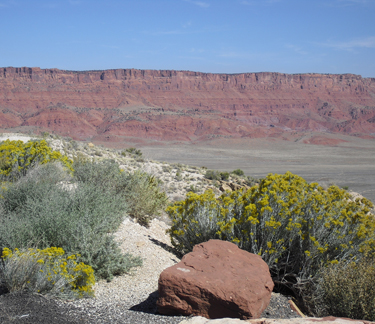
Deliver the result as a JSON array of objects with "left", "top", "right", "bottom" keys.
[
  {"left": 56, "top": 217, "right": 187, "bottom": 324},
  {"left": 0, "top": 133, "right": 33, "bottom": 142}
]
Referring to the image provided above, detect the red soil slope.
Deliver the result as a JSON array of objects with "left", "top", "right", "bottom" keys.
[{"left": 1, "top": 67, "right": 375, "bottom": 143}]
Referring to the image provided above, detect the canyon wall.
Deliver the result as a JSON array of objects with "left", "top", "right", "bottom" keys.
[{"left": 1, "top": 67, "right": 375, "bottom": 142}]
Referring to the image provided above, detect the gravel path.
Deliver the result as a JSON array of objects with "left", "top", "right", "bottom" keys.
[{"left": 0, "top": 217, "right": 300, "bottom": 323}]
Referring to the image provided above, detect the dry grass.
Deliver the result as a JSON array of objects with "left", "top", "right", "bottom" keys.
[{"left": 310, "top": 257, "right": 375, "bottom": 320}]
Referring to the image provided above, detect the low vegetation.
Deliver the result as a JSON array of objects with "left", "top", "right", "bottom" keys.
[
  {"left": 312, "top": 256, "right": 375, "bottom": 320},
  {"left": 205, "top": 169, "right": 231, "bottom": 181},
  {"left": 0, "top": 139, "right": 73, "bottom": 181},
  {"left": 0, "top": 138, "right": 169, "bottom": 297},
  {"left": 0, "top": 247, "right": 95, "bottom": 299},
  {"left": 0, "top": 161, "right": 143, "bottom": 281},
  {"left": 121, "top": 170, "right": 168, "bottom": 226},
  {"left": 204, "top": 168, "right": 259, "bottom": 187},
  {"left": 166, "top": 171, "right": 375, "bottom": 319},
  {"left": 1, "top": 134, "right": 375, "bottom": 321},
  {"left": 231, "top": 169, "right": 245, "bottom": 177}
]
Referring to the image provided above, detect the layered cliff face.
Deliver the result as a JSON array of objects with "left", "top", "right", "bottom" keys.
[{"left": 0, "top": 67, "right": 375, "bottom": 143}]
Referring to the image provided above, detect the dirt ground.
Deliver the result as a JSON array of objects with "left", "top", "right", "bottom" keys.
[
  {"left": 1, "top": 131, "right": 374, "bottom": 203},
  {"left": 139, "top": 133, "right": 375, "bottom": 203}
]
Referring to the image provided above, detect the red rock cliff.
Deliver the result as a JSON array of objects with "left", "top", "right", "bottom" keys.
[{"left": 0, "top": 67, "right": 374, "bottom": 142}]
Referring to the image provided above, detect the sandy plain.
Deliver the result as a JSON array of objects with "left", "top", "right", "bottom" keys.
[
  {"left": 1, "top": 131, "right": 374, "bottom": 203},
  {"left": 139, "top": 133, "right": 375, "bottom": 203}
]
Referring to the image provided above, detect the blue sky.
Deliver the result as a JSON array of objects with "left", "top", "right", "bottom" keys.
[{"left": 1, "top": 0, "right": 375, "bottom": 77}]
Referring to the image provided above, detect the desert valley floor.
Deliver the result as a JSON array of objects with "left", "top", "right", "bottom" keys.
[{"left": 135, "top": 134, "right": 375, "bottom": 203}]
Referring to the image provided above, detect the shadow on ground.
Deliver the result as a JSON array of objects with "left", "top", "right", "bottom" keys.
[
  {"left": 129, "top": 291, "right": 159, "bottom": 314},
  {"left": 0, "top": 292, "right": 85, "bottom": 324}
]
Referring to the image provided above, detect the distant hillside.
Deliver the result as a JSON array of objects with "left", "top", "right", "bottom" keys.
[{"left": 1, "top": 67, "right": 375, "bottom": 144}]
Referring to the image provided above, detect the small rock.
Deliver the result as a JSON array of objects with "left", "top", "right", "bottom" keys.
[
  {"left": 229, "top": 183, "right": 242, "bottom": 191},
  {"left": 219, "top": 183, "right": 232, "bottom": 192}
]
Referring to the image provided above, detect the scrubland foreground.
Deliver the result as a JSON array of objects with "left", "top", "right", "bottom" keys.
[{"left": 0, "top": 133, "right": 375, "bottom": 322}]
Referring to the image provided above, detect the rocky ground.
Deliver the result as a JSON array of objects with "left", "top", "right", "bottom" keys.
[
  {"left": 0, "top": 133, "right": 374, "bottom": 324},
  {"left": 0, "top": 133, "right": 258, "bottom": 203},
  {"left": 0, "top": 218, "right": 299, "bottom": 324}
]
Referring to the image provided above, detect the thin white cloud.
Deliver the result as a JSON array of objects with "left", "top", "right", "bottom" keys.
[
  {"left": 317, "top": 36, "right": 375, "bottom": 50},
  {"left": 190, "top": 48, "right": 205, "bottom": 53},
  {"left": 183, "top": 0, "right": 210, "bottom": 8},
  {"left": 285, "top": 44, "right": 308, "bottom": 55},
  {"left": 182, "top": 21, "right": 192, "bottom": 28}
]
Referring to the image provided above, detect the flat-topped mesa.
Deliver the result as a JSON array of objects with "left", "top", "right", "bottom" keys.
[
  {"left": 1, "top": 67, "right": 374, "bottom": 92},
  {"left": 0, "top": 67, "right": 375, "bottom": 142}
]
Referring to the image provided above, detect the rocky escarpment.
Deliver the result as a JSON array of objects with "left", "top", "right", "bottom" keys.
[{"left": 0, "top": 67, "right": 375, "bottom": 142}]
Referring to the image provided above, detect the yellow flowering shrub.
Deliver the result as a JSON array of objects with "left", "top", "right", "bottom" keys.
[
  {"left": 0, "top": 139, "right": 73, "bottom": 181},
  {"left": 167, "top": 172, "right": 375, "bottom": 302},
  {"left": 0, "top": 247, "right": 95, "bottom": 298}
]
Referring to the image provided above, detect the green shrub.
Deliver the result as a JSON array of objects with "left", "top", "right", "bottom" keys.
[
  {"left": 0, "top": 162, "right": 141, "bottom": 281},
  {"left": 245, "top": 176, "right": 260, "bottom": 187},
  {"left": 0, "top": 156, "right": 7, "bottom": 173},
  {"left": 205, "top": 170, "right": 221, "bottom": 181},
  {"left": 231, "top": 169, "right": 245, "bottom": 176},
  {"left": 73, "top": 159, "right": 127, "bottom": 195},
  {"left": 166, "top": 172, "right": 375, "bottom": 308},
  {"left": 162, "top": 165, "right": 172, "bottom": 173},
  {"left": 0, "top": 247, "right": 95, "bottom": 299},
  {"left": 188, "top": 184, "right": 198, "bottom": 193},
  {"left": 0, "top": 139, "right": 73, "bottom": 182},
  {"left": 175, "top": 171, "right": 182, "bottom": 181},
  {"left": 74, "top": 160, "right": 168, "bottom": 226},
  {"left": 311, "top": 257, "right": 375, "bottom": 320},
  {"left": 73, "top": 230, "right": 142, "bottom": 281},
  {"left": 205, "top": 170, "right": 231, "bottom": 181},
  {"left": 72, "top": 152, "right": 91, "bottom": 164},
  {"left": 123, "top": 170, "right": 168, "bottom": 226},
  {"left": 41, "top": 131, "right": 50, "bottom": 139},
  {"left": 70, "top": 140, "right": 79, "bottom": 150},
  {"left": 220, "top": 172, "right": 230, "bottom": 181},
  {"left": 125, "top": 147, "right": 142, "bottom": 157},
  {"left": 212, "top": 180, "right": 220, "bottom": 188}
]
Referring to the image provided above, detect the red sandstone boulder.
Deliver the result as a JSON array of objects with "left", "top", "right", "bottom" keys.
[{"left": 157, "top": 240, "right": 274, "bottom": 319}]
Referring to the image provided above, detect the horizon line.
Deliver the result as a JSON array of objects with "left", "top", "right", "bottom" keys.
[{"left": 1, "top": 66, "right": 373, "bottom": 79}]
